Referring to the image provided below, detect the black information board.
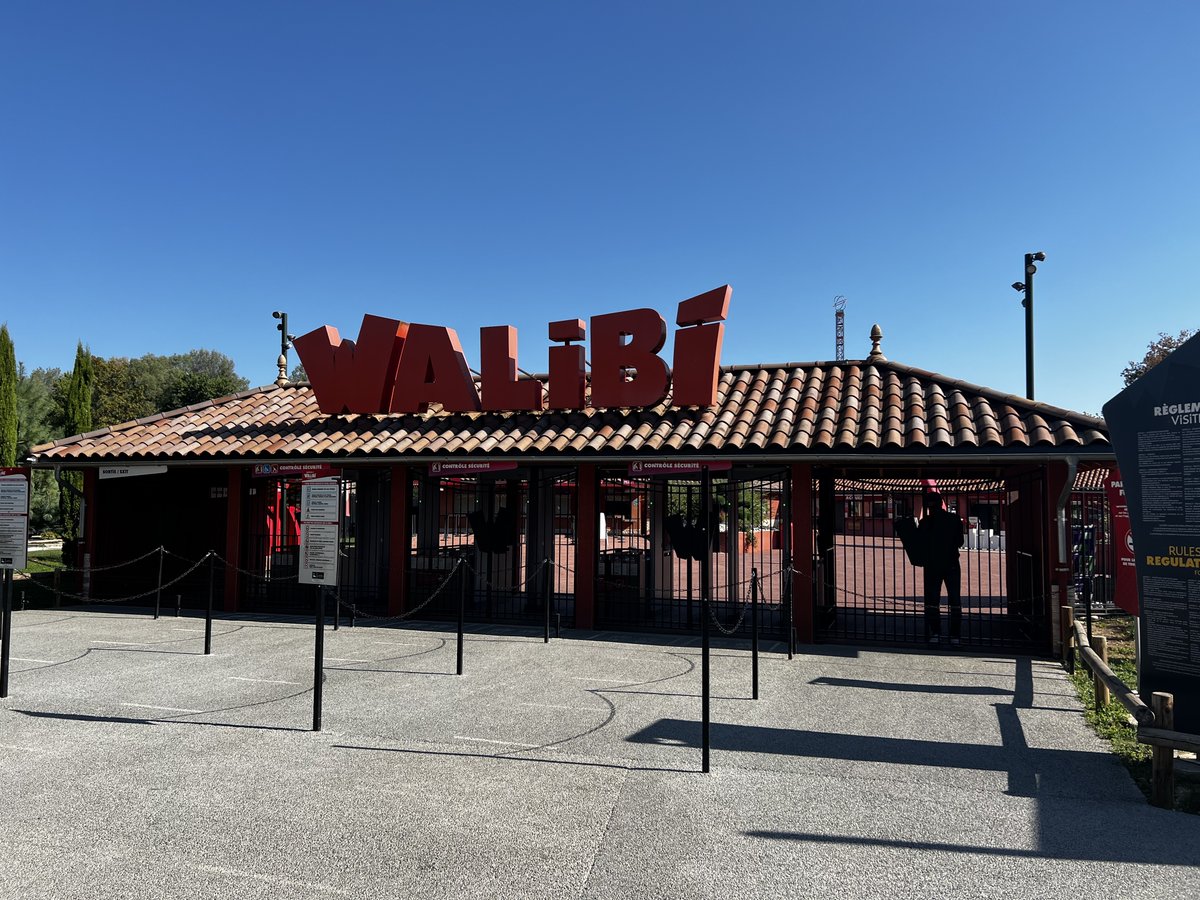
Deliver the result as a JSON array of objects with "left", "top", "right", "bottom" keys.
[{"left": 1103, "top": 333, "right": 1200, "bottom": 732}]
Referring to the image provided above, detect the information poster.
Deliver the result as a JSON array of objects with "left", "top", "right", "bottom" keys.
[
  {"left": 299, "top": 477, "right": 340, "bottom": 585},
  {"left": 0, "top": 468, "right": 31, "bottom": 571},
  {"left": 1104, "top": 469, "right": 1139, "bottom": 615},
  {"left": 1103, "top": 333, "right": 1200, "bottom": 732}
]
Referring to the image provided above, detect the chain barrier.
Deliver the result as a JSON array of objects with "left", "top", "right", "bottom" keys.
[
  {"left": 786, "top": 564, "right": 1053, "bottom": 610},
  {"left": 461, "top": 557, "right": 551, "bottom": 594},
  {"left": 707, "top": 574, "right": 755, "bottom": 636},
  {"left": 24, "top": 551, "right": 216, "bottom": 606},
  {"left": 333, "top": 557, "right": 467, "bottom": 623},
  {"left": 23, "top": 545, "right": 166, "bottom": 575},
  {"left": 208, "top": 551, "right": 300, "bottom": 583}
]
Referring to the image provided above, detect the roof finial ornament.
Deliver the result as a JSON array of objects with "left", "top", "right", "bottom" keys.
[
  {"left": 272, "top": 311, "right": 294, "bottom": 386},
  {"left": 868, "top": 323, "right": 885, "bottom": 361}
]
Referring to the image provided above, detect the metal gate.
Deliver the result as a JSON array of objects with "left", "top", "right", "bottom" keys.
[
  {"left": 595, "top": 468, "right": 790, "bottom": 637},
  {"left": 407, "top": 468, "right": 576, "bottom": 626},
  {"left": 1071, "top": 487, "right": 1116, "bottom": 613},
  {"left": 239, "top": 470, "right": 390, "bottom": 615},
  {"left": 813, "top": 470, "right": 1050, "bottom": 651}
]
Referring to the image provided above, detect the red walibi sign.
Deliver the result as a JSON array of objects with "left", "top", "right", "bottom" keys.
[
  {"left": 292, "top": 286, "right": 731, "bottom": 415},
  {"left": 1104, "top": 468, "right": 1139, "bottom": 615}
]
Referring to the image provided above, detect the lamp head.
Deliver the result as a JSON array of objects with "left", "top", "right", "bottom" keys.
[{"left": 1011, "top": 282, "right": 1026, "bottom": 293}]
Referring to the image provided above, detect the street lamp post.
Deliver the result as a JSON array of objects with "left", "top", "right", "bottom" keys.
[{"left": 1010, "top": 251, "right": 1046, "bottom": 401}]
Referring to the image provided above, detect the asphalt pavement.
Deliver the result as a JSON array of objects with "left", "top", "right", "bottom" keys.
[{"left": 1, "top": 608, "right": 1197, "bottom": 899}]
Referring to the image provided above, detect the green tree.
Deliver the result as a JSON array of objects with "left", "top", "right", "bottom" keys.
[
  {"left": 0, "top": 324, "right": 16, "bottom": 466},
  {"left": 59, "top": 342, "right": 94, "bottom": 543},
  {"left": 16, "top": 365, "right": 64, "bottom": 532},
  {"left": 1122, "top": 329, "right": 1197, "bottom": 386}
]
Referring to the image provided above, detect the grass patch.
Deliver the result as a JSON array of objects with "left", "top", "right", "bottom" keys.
[
  {"left": 1068, "top": 614, "right": 1200, "bottom": 813},
  {"left": 19, "top": 548, "right": 64, "bottom": 575}
]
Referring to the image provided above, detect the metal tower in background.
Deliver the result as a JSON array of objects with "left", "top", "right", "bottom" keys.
[{"left": 834, "top": 296, "right": 847, "bottom": 361}]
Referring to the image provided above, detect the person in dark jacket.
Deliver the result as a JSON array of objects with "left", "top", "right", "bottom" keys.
[{"left": 918, "top": 491, "right": 966, "bottom": 645}]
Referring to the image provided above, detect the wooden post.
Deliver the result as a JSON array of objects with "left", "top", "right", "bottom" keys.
[
  {"left": 1091, "top": 635, "right": 1109, "bottom": 709},
  {"left": 1151, "top": 692, "right": 1175, "bottom": 810},
  {"left": 1060, "top": 605, "right": 1074, "bottom": 672}
]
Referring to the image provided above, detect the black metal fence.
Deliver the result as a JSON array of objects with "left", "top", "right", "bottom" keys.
[
  {"left": 813, "top": 469, "right": 1051, "bottom": 651},
  {"left": 595, "top": 468, "right": 791, "bottom": 638}
]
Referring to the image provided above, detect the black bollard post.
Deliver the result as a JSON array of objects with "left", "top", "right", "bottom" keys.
[
  {"left": 333, "top": 593, "right": 340, "bottom": 631},
  {"left": 457, "top": 557, "right": 466, "bottom": 676},
  {"left": 786, "top": 566, "right": 794, "bottom": 661},
  {"left": 751, "top": 567, "right": 759, "bottom": 701},
  {"left": 556, "top": 612, "right": 561, "bottom": 639},
  {"left": 154, "top": 546, "right": 164, "bottom": 619},
  {"left": 21, "top": 589, "right": 27, "bottom": 611},
  {"left": 175, "top": 593, "right": 181, "bottom": 618},
  {"left": 1, "top": 569, "right": 13, "bottom": 698},
  {"left": 543, "top": 559, "right": 551, "bottom": 644},
  {"left": 350, "top": 603, "right": 356, "bottom": 628},
  {"left": 701, "top": 469, "right": 712, "bottom": 774},
  {"left": 204, "top": 553, "right": 214, "bottom": 655},
  {"left": 313, "top": 586, "right": 325, "bottom": 732},
  {"left": 53, "top": 569, "right": 61, "bottom": 608}
]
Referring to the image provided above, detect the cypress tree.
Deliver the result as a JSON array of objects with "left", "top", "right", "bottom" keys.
[
  {"left": 0, "top": 324, "right": 15, "bottom": 466},
  {"left": 59, "top": 342, "right": 94, "bottom": 541}
]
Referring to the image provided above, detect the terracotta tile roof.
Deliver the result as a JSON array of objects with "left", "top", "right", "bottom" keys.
[{"left": 29, "top": 359, "right": 1112, "bottom": 464}]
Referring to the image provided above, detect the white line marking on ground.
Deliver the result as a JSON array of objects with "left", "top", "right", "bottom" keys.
[
  {"left": 520, "top": 703, "right": 609, "bottom": 713},
  {"left": 193, "top": 864, "right": 354, "bottom": 896},
  {"left": 227, "top": 676, "right": 302, "bottom": 685},
  {"left": 91, "top": 640, "right": 147, "bottom": 645},
  {"left": 120, "top": 703, "right": 203, "bottom": 713},
  {"left": 369, "top": 640, "right": 426, "bottom": 646},
  {"left": 569, "top": 676, "right": 631, "bottom": 683},
  {"left": 0, "top": 744, "right": 46, "bottom": 753},
  {"left": 453, "top": 736, "right": 541, "bottom": 748},
  {"left": 12, "top": 657, "right": 57, "bottom": 663},
  {"left": 324, "top": 657, "right": 371, "bottom": 663},
  {"left": 170, "top": 628, "right": 206, "bottom": 632}
]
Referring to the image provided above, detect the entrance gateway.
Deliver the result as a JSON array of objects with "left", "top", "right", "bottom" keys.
[{"left": 29, "top": 295, "right": 1113, "bottom": 654}]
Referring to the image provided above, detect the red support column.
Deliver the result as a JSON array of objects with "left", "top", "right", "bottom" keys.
[
  {"left": 388, "top": 464, "right": 411, "bottom": 616},
  {"left": 223, "top": 466, "right": 242, "bottom": 612},
  {"left": 574, "top": 464, "right": 597, "bottom": 629},
  {"left": 790, "top": 463, "right": 814, "bottom": 644}
]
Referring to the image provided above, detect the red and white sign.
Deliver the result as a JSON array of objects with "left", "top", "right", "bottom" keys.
[
  {"left": 293, "top": 286, "right": 732, "bottom": 416},
  {"left": 0, "top": 467, "right": 31, "bottom": 570},
  {"left": 253, "top": 463, "right": 338, "bottom": 480},
  {"left": 429, "top": 462, "right": 518, "bottom": 476},
  {"left": 628, "top": 461, "right": 732, "bottom": 475},
  {"left": 1105, "top": 468, "right": 1139, "bottom": 615}
]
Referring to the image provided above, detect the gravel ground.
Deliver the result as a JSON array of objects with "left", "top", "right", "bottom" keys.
[{"left": 1, "top": 608, "right": 1198, "bottom": 899}]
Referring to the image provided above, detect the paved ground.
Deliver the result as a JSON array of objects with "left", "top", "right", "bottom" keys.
[{"left": 1, "top": 608, "right": 1198, "bottom": 899}]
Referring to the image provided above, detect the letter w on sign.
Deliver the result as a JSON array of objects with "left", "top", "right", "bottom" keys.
[{"left": 293, "top": 316, "right": 408, "bottom": 415}]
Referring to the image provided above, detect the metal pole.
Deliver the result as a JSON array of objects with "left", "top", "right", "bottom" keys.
[
  {"left": 204, "top": 553, "right": 214, "bottom": 655},
  {"left": 786, "top": 565, "right": 794, "bottom": 660},
  {"left": 1, "top": 569, "right": 13, "bottom": 698},
  {"left": 313, "top": 585, "right": 325, "bottom": 731},
  {"left": 751, "top": 567, "right": 759, "bottom": 700},
  {"left": 701, "top": 468, "right": 711, "bottom": 774},
  {"left": 457, "top": 557, "right": 465, "bottom": 676},
  {"left": 333, "top": 593, "right": 340, "bottom": 631},
  {"left": 543, "top": 559, "right": 551, "bottom": 643},
  {"left": 53, "top": 569, "right": 61, "bottom": 608},
  {"left": 154, "top": 546, "right": 163, "bottom": 619},
  {"left": 1023, "top": 252, "right": 1035, "bottom": 401},
  {"left": 175, "top": 593, "right": 181, "bottom": 617}
]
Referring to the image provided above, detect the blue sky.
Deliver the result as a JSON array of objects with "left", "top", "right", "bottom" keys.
[{"left": 2, "top": 1, "right": 1197, "bottom": 416}]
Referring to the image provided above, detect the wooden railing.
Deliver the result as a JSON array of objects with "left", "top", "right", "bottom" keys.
[{"left": 1061, "top": 606, "right": 1199, "bottom": 810}]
